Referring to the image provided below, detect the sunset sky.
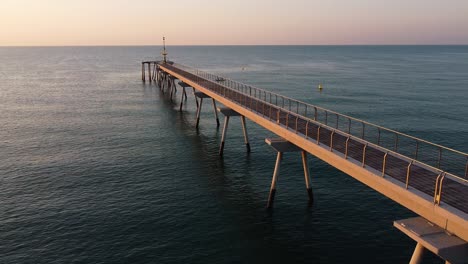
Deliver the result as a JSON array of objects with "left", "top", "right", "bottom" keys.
[{"left": 1, "top": 0, "right": 468, "bottom": 46}]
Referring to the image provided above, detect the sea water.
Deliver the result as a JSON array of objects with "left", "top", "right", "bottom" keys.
[{"left": 1, "top": 46, "right": 467, "bottom": 263}]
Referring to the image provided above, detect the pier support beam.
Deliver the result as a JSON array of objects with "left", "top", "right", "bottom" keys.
[
  {"left": 152, "top": 63, "right": 157, "bottom": 82},
  {"left": 178, "top": 81, "right": 190, "bottom": 111},
  {"left": 142, "top": 63, "right": 146, "bottom": 82},
  {"left": 148, "top": 63, "right": 152, "bottom": 83},
  {"left": 168, "top": 76, "right": 177, "bottom": 101},
  {"left": 265, "top": 138, "right": 314, "bottom": 208},
  {"left": 158, "top": 71, "right": 166, "bottom": 91},
  {"left": 267, "top": 151, "right": 282, "bottom": 208},
  {"left": 302, "top": 151, "right": 314, "bottom": 204},
  {"left": 218, "top": 107, "right": 250, "bottom": 156},
  {"left": 194, "top": 92, "right": 220, "bottom": 129},
  {"left": 394, "top": 217, "right": 468, "bottom": 264},
  {"left": 241, "top": 116, "right": 251, "bottom": 153},
  {"left": 410, "top": 243, "right": 426, "bottom": 264}
]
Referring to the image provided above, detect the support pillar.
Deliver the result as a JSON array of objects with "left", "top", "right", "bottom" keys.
[
  {"left": 219, "top": 116, "right": 230, "bottom": 156},
  {"left": 142, "top": 63, "right": 146, "bottom": 82},
  {"left": 409, "top": 243, "right": 425, "bottom": 264},
  {"left": 179, "top": 86, "right": 187, "bottom": 111},
  {"left": 301, "top": 151, "right": 313, "bottom": 204},
  {"left": 152, "top": 63, "right": 157, "bottom": 81},
  {"left": 394, "top": 217, "right": 468, "bottom": 264},
  {"left": 178, "top": 81, "right": 191, "bottom": 111},
  {"left": 195, "top": 97, "right": 203, "bottom": 129},
  {"left": 193, "top": 88, "right": 199, "bottom": 108},
  {"left": 169, "top": 76, "right": 177, "bottom": 101},
  {"left": 217, "top": 107, "right": 251, "bottom": 156},
  {"left": 161, "top": 73, "right": 167, "bottom": 93},
  {"left": 148, "top": 63, "right": 152, "bottom": 83},
  {"left": 267, "top": 152, "right": 282, "bottom": 208},
  {"left": 159, "top": 73, "right": 164, "bottom": 92},
  {"left": 265, "top": 138, "right": 314, "bottom": 208},
  {"left": 194, "top": 92, "right": 219, "bottom": 129},
  {"left": 240, "top": 116, "right": 251, "bottom": 152},
  {"left": 212, "top": 99, "right": 220, "bottom": 127}
]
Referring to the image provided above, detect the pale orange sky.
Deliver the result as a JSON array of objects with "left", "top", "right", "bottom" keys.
[{"left": 1, "top": 0, "right": 468, "bottom": 46}]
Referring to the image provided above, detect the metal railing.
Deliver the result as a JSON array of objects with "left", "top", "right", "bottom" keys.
[{"left": 158, "top": 62, "right": 468, "bottom": 214}]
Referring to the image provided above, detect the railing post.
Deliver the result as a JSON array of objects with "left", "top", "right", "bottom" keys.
[
  {"left": 277, "top": 109, "right": 280, "bottom": 124},
  {"left": 314, "top": 107, "right": 317, "bottom": 121},
  {"left": 325, "top": 111, "right": 328, "bottom": 125},
  {"left": 465, "top": 156, "right": 468, "bottom": 179},
  {"left": 330, "top": 130, "right": 335, "bottom": 151},
  {"left": 362, "top": 144, "right": 367, "bottom": 167},
  {"left": 305, "top": 121, "right": 309, "bottom": 138},
  {"left": 434, "top": 173, "right": 445, "bottom": 205},
  {"left": 269, "top": 105, "right": 272, "bottom": 120},
  {"left": 295, "top": 116, "right": 299, "bottom": 133},
  {"left": 382, "top": 152, "right": 388, "bottom": 176},
  {"left": 345, "top": 136, "right": 350, "bottom": 159},
  {"left": 336, "top": 114, "right": 339, "bottom": 129},
  {"left": 434, "top": 173, "right": 442, "bottom": 204},
  {"left": 405, "top": 161, "right": 414, "bottom": 189},
  {"left": 317, "top": 125, "right": 321, "bottom": 144}
]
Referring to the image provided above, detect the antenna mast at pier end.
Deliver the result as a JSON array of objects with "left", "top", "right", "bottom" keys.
[{"left": 161, "top": 37, "right": 168, "bottom": 63}]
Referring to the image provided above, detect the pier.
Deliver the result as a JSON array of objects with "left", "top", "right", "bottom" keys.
[{"left": 142, "top": 59, "right": 467, "bottom": 263}]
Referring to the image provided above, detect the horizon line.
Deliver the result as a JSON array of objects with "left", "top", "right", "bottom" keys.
[{"left": 1, "top": 44, "right": 468, "bottom": 48}]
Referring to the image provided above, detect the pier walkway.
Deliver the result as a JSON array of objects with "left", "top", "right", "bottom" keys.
[{"left": 143, "top": 60, "right": 467, "bottom": 263}]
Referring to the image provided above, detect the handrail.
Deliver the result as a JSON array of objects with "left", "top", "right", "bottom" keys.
[
  {"left": 171, "top": 62, "right": 468, "bottom": 179},
  {"left": 157, "top": 62, "right": 468, "bottom": 215}
]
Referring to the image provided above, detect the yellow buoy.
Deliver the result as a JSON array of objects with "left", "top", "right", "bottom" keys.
[{"left": 318, "top": 83, "right": 323, "bottom": 90}]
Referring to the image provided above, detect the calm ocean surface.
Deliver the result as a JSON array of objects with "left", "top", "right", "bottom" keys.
[{"left": 1, "top": 46, "right": 467, "bottom": 263}]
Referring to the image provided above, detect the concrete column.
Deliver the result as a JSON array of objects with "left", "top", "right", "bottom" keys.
[
  {"left": 267, "top": 152, "right": 283, "bottom": 208},
  {"left": 196, "top": 98, "right": 204, "bottom": 129},
  {"left": 241, "top": 116, "right": 251, "bottom": 153},
  {"left": 301, "top": 151, "right": 313, "bottom": 205},
  {"left": 219, "top": 116, "right": 230, "bottom": 156},
  {"left": 152, "top": 63, "right": 157, "bottom": 81},
  {"left": 409, "top": 243, "right": 426, "bottom": 264},
  {"left": 148, "top": 63, "right": 152, "bottom": 83},
  {"left": 193, "top": 88, "right": 199, "bottom": 108},
  {"left": 179, "top": 87, "right": 186, "bottom": 111},
  {"left": 212, "top": 99, "right": 220, "bottom": 127},
  {"left": 160, "top": 74, "right": 165, "bottom": 93},
  {"left": 169, "top": 77, "right": 176, "bottom": 101}
]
